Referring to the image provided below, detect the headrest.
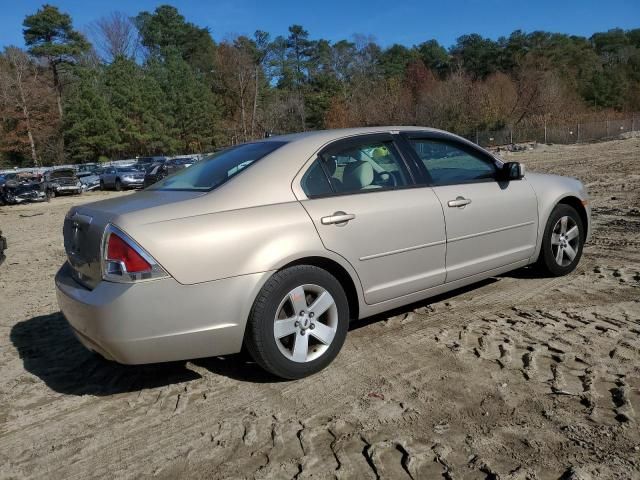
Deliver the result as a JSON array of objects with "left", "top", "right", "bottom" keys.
[
  {"left": 342, "top": 161, "right": 374, "bottom": 190},
  {"left": 324, "top": 157, "right": 337, "bottom": 175}
]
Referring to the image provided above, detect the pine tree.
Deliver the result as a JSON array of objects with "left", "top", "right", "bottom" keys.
[{"left": 63, "top": 66, "right": 120, "bottom": 161}]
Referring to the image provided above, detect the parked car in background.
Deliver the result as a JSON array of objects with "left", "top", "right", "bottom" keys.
[
  {"left": 100, "top": 166, "right": 145, "bottom": 191},
  {"left": 56, "top": 127, "right": 591, "bottom": 379},
  {"left": 143, "top": 161, "right": 168, "bottom": 188},
  {"left": 43, "top": 169, "right": 83, "bottom": 199},
  {"left": 0, "top": 172, "right": 18, "bottom": 187},
  {"left": 77, "top": 163, "right": 98, "bottom": 175},
  {"left": 136, "top": 156, "right": 167, "bottom": 172},
  {"left": 77, "top": 167, "right": 103, "bottom": 191},
  {"left": 165, "top": 157, "right": 196, "bottom": 175},
  {"left": 1, "top": 172, "right": 46, "bottom": 205}
]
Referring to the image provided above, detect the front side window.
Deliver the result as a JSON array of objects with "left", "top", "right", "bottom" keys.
[
  {"left": 320, "top": 140, "right": 410, "bottom": 195},
  {"left": 409, "top": 139, "right": 496, "bottom": 186},
  {"left": 150, "top": 141, "right": 286, "bottom": 191}
]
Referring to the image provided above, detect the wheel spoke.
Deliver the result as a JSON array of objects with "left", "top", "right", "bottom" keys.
[
  {"left": 288, "top": 286, "right": 308, "bottom": 313},
  {"left": 309, "top": 291, "right": 334, "bottom": 318},
  {"left": 564, "top": 244, "right": 577, "bottom": 261},
  {"left": 555, "top": 246, "right": 564, "bottom": 264},
  {"left": 560, "top": 216, "right": 568, "bottom": 234},
  {"left": 551, "top": 233, "right": 561, "bottom": 245},
  {"left": 310, "top": 322, "right": 336, "bottom": 345},
  {"left": 274, "top": 317, "right": 298, "bottom": 339},
  {"left": 566, "top": 225, "right": 579, "bottom": 241},
  {"left": 292, "top": 332, "right": 309, "bottom": 362}
]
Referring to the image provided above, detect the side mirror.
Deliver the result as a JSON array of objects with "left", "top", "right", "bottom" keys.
[{"left": 501, "top": 162, "right": 525, "bottom": 180}]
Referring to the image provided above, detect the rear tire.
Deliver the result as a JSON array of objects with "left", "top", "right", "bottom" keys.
[
  {"left": 536, "top": 204, "right": 584, "bottom": 276},
  {"left": 244, "top": 265, "right": 349, "bottom": 379}
]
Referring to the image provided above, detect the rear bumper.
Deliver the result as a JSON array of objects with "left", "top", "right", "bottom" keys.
[{"left": 55, "top": 262, "right": 270, "bottom": 364}]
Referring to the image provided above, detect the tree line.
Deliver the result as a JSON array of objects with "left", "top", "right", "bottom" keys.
[{"left": 0, "top": 4, "right": 639, "bottom": 167}]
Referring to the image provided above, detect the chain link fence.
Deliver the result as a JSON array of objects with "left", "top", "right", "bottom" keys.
[{"left": 467, "top": 114, "right": 640, "bottom": 147}]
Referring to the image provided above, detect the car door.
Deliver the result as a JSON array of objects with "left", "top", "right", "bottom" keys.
[
  {"left": 103, "top": 167, "right": 114, "bottom": 186},
  {"left": 403, "top": 134, "right": 538, "bottom": 283},
  {"left": 295, "top": 133, "right": 447, "bottom": 305}
]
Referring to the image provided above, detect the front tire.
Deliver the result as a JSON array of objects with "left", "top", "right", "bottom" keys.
[
  {"left": 115, "top": 179, "right": 122, "bottom": 191},
  {"left": 244, "top": 265, "right": 349, "bottom": 379},
  {"left": 536, "top": 204, "right": 584, "bottom": 276}
]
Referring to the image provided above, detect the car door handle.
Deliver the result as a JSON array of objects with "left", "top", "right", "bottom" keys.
[
  {"left": 321, "top": 211, "right": 356, "bottom": 225},
  {"left": 447, "top": 196, "right": 472, "bottom": 208}
]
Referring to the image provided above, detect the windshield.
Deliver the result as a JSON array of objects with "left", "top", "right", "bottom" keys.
[
  {"left": 117, "top": 167, "right": 140, "bottom": 173},
  {"left": 150, "top": 141, "right": 286, "bottom": 191},
  {"left": 172, "top": 158, "right": 194, "bottom": 165},
  {"left": 50, "top": 170, "right": 75, "bottom": 179}
]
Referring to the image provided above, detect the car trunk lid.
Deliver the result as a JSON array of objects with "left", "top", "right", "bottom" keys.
[{"left": 62, "top": 190, "right": 205, "bottom": 289}]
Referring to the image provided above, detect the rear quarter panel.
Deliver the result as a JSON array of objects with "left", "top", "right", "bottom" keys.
[{"left": 121, "top": 201, "right": 353, "bottom": 286}]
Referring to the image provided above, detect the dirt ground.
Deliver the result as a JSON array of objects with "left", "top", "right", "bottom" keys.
[{"left": 1, "top": 138, "right": 639, "bottom": 480}]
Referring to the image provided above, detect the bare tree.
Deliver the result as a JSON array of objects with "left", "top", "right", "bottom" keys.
[
  {"left": 251, "top": 31, "right": 270, "bottom": 138},
  {"left": 0, "top": 48, "right": 42, "bottom": 165},
  {"left": 216, "top": 42, "right": 256, "bottom": 142},
  {"left": 90, "top": 12, "right": 140, "bottom": 62}
]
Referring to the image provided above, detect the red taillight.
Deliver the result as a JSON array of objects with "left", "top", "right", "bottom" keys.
[{"left": 106, "top": 233, "right": 151, "bottom": 273}]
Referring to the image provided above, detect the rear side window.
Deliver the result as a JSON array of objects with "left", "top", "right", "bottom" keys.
[
  {"left": 409, "top": 139, "right": 496, "bottom": 186},
  {"left": 150, "top": 141, "right": 286, "bottom": 191},
  {"left": 301, "top": 159, "right": 333, "bottom": 198}
]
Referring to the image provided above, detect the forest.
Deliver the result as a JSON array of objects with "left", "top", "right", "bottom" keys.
[{"left": 0, "top": 4, "right": 639, "bottom": 167}]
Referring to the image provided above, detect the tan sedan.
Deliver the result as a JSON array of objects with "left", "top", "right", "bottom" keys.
[{"left": 56, "top": 127, "right": 591, "bottom": 379}]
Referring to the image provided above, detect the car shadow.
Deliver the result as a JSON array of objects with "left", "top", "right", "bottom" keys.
[
  {"left": 499, "top": 265, "right": 546, "bottom": 279},
  {"left": 10, "top": 312, "right": 201, "bottom": 396},
  {"left": 191, "top": 354, "right": 284, "bottom": 384},
  {"left": 11, "top": 276, "right": 512, "bottom": 394},
  {"left": 349, "top": 277, "right": 499, "bottom": 331}
]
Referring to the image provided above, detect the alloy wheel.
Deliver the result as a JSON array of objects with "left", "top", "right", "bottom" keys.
[
  {"left": 551, "top": 215, "right": 580, "bottom": 267},
  {"left": 273, "top": 284, "right": 338, "bottom": 363}
]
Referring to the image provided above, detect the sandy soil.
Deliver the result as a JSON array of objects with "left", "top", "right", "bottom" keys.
[{"left": 1, "top": 139, "right": 639, "bottom": 480}]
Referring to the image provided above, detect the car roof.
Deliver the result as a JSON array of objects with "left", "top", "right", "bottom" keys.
[{"left": 263, "top": 126, "right": 443, "bottom": 145}]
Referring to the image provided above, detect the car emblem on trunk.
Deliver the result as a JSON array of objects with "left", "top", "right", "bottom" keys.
[
  {"left": 71, "top": 221, "right": 81, "bottom": 254},
  {"left": 68, "top": 212, "right": 92, "bottom": 255}
]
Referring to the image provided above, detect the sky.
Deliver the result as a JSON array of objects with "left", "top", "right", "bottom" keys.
[{"left": 0, "top": 0, "right": 639, "bottom": 49}]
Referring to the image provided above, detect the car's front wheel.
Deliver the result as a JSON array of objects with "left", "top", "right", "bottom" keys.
[
  {"left": 115, "top": 179, "right": 122, "bottom": 191},
  {"left": 537, "top": 204, "right": 585, "bottom": 276},
  {"left": 244, "top": 265, "right": 349, "bottom": 379}
]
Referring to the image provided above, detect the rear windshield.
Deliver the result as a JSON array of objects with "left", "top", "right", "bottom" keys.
[{"left": 150, "top": 141, "right": 286, "bottom": 191}]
